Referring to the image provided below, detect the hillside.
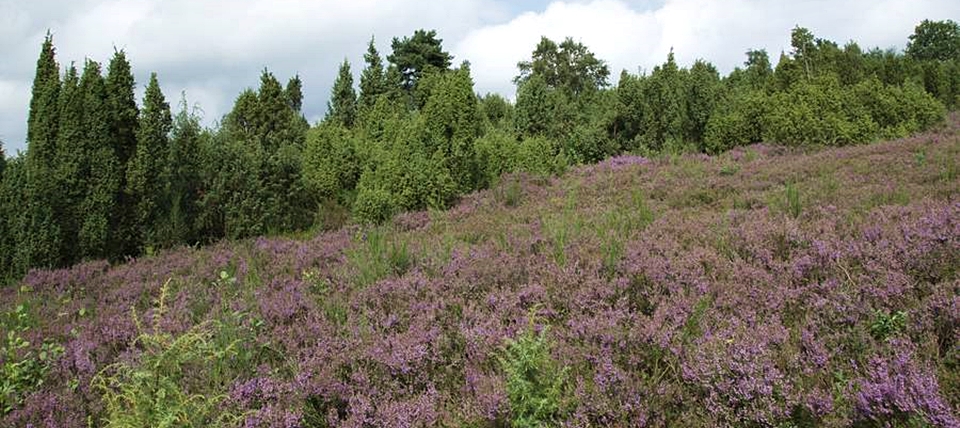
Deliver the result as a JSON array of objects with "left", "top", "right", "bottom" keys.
[{"left": 2, "top": 117, "right": 958, "bottom": 427}]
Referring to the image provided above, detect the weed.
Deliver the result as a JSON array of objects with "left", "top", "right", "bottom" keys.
[{"left": 500, "top": 317, "right": 571, "bottom": 428}]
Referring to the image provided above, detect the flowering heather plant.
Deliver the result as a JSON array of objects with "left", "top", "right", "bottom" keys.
[{"left": 1, "top": 116, "right": 959, "bottom": 427}]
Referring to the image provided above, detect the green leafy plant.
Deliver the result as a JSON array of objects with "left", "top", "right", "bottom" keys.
[
  {"left": 500, "top": 317, "right": 572, "bottom": 427},
  {"left": 1, "top": 304, "right": 63, "bottom": 415},
  {"left": 870, "top": 310, "right": 907, "bottom": 341},
  {"left": 91, "top": 279, "right": 244, "bottom": 427}
]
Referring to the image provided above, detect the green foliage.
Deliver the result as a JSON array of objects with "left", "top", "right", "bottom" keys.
[
  {"left": 78, "top": 60, "right": 121, "bottom": 259},
  {"left": 92, "top": 280, "right": 244, "bottom": 427},
  {"left": 327, "top": 59, "right": 357, "bottom": 127},
  {"left": 388, "top": 29, "right": 453, "bottom": 92},
  {"left": 500, "top": 320, "right": 571, "bottom": 427},
  {"left": 515, "top": 36, "right": 610, "bottom": 97},
  {"left": 160, "top": 95, "right": 204, "bottom": 247},
  {"left": 870, "top": 310, "right": 907, "bottom": 341},
  {"left": 1, "top": 304, "right": 64, "bottom": 416},
  {"left": 478, "top": 93, "right": 513, "bottom": 128},
  {"left": 128, "top": 73, "right": 173, "bottom": 250},
  {"left": 303, "top": 123, "right": 358, "bottom": 199},
  {"left": 285, "top": 75, "right": 304, "bottom": 112},
  {"left": 359, "top": 37, "right": 387, "bottom": 110},
  {"left": 906, "top": 19, "right": 960, "bottom": 62},
  {"left": 703, "top": 89, "right": 767, "bottom": 154},
  {"left": 421, "top": 67, "right": 483, "bottom": 192},
  {"left": 637, "top": 51, "right": 689, "bottom": 152}
]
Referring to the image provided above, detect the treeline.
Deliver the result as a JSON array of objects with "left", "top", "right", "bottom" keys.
[{"left": 1, "top": 21, "right": 959, "bottom": 282}]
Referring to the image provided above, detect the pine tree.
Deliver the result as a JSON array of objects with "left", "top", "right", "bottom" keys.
[
  {"left": 388, "top": 29, "right": 453, "bottom": 91},
  {"left": 327, "top": 59, "right": 357, "bottom": 127},
  {"left": 22, "top": 31, "right": 63, "bottom": 270},
  {"left": 359, "top": 37, "right": 386, "bottom": 109},
  {"left": 128, "top": 73, "right": 172, "bottom": 250}
]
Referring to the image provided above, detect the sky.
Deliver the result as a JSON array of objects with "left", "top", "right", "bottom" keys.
[{"left": 1, "top": 0, "right": 958, "bottom": 155}]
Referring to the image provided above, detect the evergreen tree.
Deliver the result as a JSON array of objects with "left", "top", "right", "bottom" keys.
[
  {"left": 128, "top": 73, "right": 172, "bottom": 250},
  {"left": 78, "top": 60, "right": 121, "bottom": 259},
  {"left": 515, "top": 74, "right": 556, "bottom": 138},
  {"left": 22, "top": 31, "right": 63, "bottom": 270},
  {"left": 105, "top": 50, "right": 141, "bottom": 257},
  {"left": 27, "top": 32, "right": 60, "bottom": 169},
  {"left": 422, "top": 66, "right": 482, "bottom": 193},
  {"left": 285, "top": 75, "right": 304, "bottom": 112},
  {"left": 388, "top": 29, "right": 453, "bottom": 91},
  {"left": 54, "top": 64, "right": 85, "bottom": 263},
  {"left": 163, "top": 94, "right": 204, "bottom": 246},
  {"left": 359, "top": 36, "right": 386, "bottom": 109},
  {"left": 105, "top": 50, "right": 140, "bottom": 167},
  {"left": 0, "top": 158, "right": 27, "bottom": 280},
  {"left": 327, "top": 59, "right": 357, "bottom": 127},
  {"left": 640, "top": 51, "right": 687, "bottom": 151},
  {"left": 686, "top": 60, "right": 722, "bottom": 146}
]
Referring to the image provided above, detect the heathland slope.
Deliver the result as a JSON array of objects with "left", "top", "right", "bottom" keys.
[{"left": 2, "top": 117, "right": 958, "bottom": 427}]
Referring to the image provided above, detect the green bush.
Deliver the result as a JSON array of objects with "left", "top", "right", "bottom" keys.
[
  {"left": 703, "top": 89, "right": 767, "bottom": 154},
  {"left": 352, "top": 178, "right": 397, "bottom": 225}
]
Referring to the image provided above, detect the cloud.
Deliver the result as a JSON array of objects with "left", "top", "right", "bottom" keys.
[
  {"left": 2, "top": 0, "right": 959, "bottom": 154},
  {"left": 1, "top": 0, "right": 508, "bottom": 153},
  {"left": 456, "top": 0, "right": 960, "bottom": 98}
]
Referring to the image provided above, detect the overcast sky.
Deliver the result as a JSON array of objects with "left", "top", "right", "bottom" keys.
[{"left": 1, "top": 0, "right": 958, "bottom": 155}]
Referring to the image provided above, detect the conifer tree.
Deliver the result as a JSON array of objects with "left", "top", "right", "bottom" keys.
[
  {"left": 163, "top": 95, "right": 203, "bottom": 246},
  {"left": 359, "top": 37, "right": 386, "bottom": 109},
  {"left": 54, "top": 64, "right": 85, "bottom": 263},
  {"left": 22, "top": 32, "right": 63, "bottom": 270},
  {"left": 388, "top": 29, "right": 453, "bottom": 91},
  {"left": 105, "top": 50, "right": 141, "bottom": 257},
  {"left": 128, "top": 73, "right": 172, "bottom": 250},
  {"left": 285, "top": 75, "right": 304, "bottom": 112},
  {"left": 78, "top": 60, "right": 121, "bottom": 259},
  {"left": 422, "top": 66, "right": 482, "bottom": 192},
  {"left": 328, "top": 59, "right": 357, "bottom": 127}
]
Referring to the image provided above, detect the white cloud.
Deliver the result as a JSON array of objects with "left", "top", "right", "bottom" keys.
[
  {"left": 456, "top": 0, "right": 960, "bottom": 98},
  {"left": 1, "top": 0, "right": 959, "bottom": 153}
]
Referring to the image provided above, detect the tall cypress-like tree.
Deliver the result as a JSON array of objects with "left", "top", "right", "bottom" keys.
[
  {"left": 54, "top": 64, "right": 85, "bottom": 263},
  {"left": 78, "top": 60, "right": 121, "bottom": 259},
  {"left": 163, "top": 94, "right": 203, "bottom": 246},
  {"left": 22, "top": 32, "right": 63, "bottom": 270},
  {"left": 105, "top": 50, "right": 141, "bottom": 257},
  {"left": 127, "top": 73, "right": 172, "bottom": 250},
  {"left": 327, "top": 59, "right": 357, "bottom": 127},
  {"left": 359, "top": 37, "right": 386, "bottom": 109}
]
